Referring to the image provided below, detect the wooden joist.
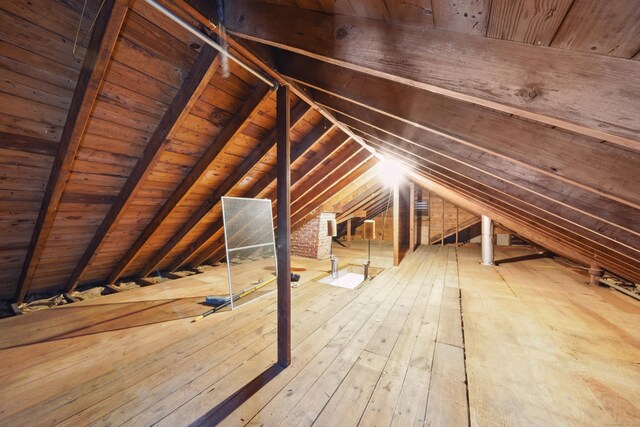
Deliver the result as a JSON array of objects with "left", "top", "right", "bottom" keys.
[
  {"left": 14, "top": 0, "right": 129, "bottom": 303},
  {"left": 106, "top": 84, "right": 273, "bottom": 284},
  {"left": 64, "top": 46, "right": 221, "bottom": 292},
  {"left": 226, "top": 1, "right": 640, "bottom": 150}
]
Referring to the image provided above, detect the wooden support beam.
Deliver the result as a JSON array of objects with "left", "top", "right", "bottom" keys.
[
  {"left": 167, "top": 108, "right": 328, "bottom": 271},
  {"left": 456, "top": 207, "right": 459, "bottom": 246},
  {"left": 280, "top": 54, "right": 640, "bottom": 211},
  {"left": 276, "top": 84, "right": 291, "bottom": 367},
  {"left": 393, "top": 182, "right": 400, "bottom": 266},
  {"left": 346, "top": 218, "right": 351, "bottom": 247},
  {"left": 14, "top": 0, "right": 129, "bottom": 303},
  {"left": 427, "top": 192, "right": 431, "bottom": 245},
  {"left": 442, "top": 198, "right": 445, "bottom": 246},
  {"left": 416, "top": 186, "right": 422, "bottom": 247},
  {"left": 64, "top": 47, "right": 220, "bottom": 292},
  {"left": 227, "top": 1, "right": 640, "bottom": 150},
  {"left": 409, "top": 181, "right": 415, "bottom": 253},
  {"left": 106, "top": 84, "right": 273, "bottom": 284}
]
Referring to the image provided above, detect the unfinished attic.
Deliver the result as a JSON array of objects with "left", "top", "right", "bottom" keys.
[{"left": 1, "top": 0, "right": 639, "bottom": 424}]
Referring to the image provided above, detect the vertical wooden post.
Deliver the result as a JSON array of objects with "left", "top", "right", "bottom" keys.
[
  {"left": 455, "top": 206, "right": 459, "bottom": 246},
  {"left": 346, "top": 218, "right": 352, "bottom": 247},
  {"left": 441, "top": 198, "right": 445, "bottom": 246},
  {"left": 393, "top": 182, "right": 400, "bottom": 266},
  {"left": 416, "top": 186, "right": 422, "bottom": 247},
  {"left": 427, "top": 192, "right": 431, "bottom": 245},
  {"left": 409, "top": 182, "right": 415, "bottom": 253},
  {"left": 276, "top": 84, "right": 291, "bottom": 367}
]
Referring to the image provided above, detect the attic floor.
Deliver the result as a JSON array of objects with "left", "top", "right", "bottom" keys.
[{"left": 0, "top": 243, "right": 638, "bottom": 426}]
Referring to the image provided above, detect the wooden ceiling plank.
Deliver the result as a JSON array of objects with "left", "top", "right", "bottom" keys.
[
  {"left": 63, "top": 46, "right": 221, "bottom": 292},
  {"left": 106, "top": 83, "right": 273, "bottom": 284},
  {"left": 163, "top": 102, "right": 316, "bottom": 271},
  {"left": 432, "top": 0, "right": 491, "bottom": 36},
  {"left": 13, "top": 0, "right": 129, "bottom": 303},
  {"left": 0, "top": 132, "right": 58, "bottom": 156},
  {"left": 551, "top": 0, "right": 640, "bottom": 58},
  {"left": 291, "top": 157, "right": 378, "bottom": 229},
  {"left": 226, "top": 1, "right": 640, "bottom": 150},
  {"left": 175, "top": 120, "right": 341, "bottom": 269},
  {"left": 486, "top": 0, "right": 573, "bottom": 46}
]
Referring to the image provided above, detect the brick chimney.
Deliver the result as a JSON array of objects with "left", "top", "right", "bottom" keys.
[{"left": 291, "top": 212, "right": 336, "bottom": 259}]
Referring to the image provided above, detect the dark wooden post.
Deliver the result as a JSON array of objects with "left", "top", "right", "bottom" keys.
[
  {"left": 409, "top": 182, "right": 415, "bottom": 253},
  {"left": 416, "top": 186, "right": 422, "bottom": 247},
  {"left": 276, "top": 84, "right": 291, "bottom": 367},
  {"left": 441, "top": 198, "right": 445, "bottom": 246},
  {"left": 393, "top": 182, "right": 400, "bottom": 266},
  {"left": 427, "top": 192, "right": 431, "bottom": 245},
  {"left": 455, "top": 206, "right": 459, "bottom": 245}
]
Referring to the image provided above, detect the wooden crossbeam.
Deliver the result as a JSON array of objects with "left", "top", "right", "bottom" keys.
[
  {"left": 226, "top": 1, "right": 640, "bottom": 150},
  {"left": 355, "top": 128, "right": 640, "bottom": 264},
  {"left": 164, "top": 102, "right": 316, "bottom": 271},
  {"left": 14, "top": 0, "right": 129, "bottom": 303},
  {"left": 64, "top": 47, "right": 220, "bottom": 292},
  {"left": 106, "top": 84, "right": 273, "bottom": 284}
]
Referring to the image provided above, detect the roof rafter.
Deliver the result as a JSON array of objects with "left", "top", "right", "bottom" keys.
[
  {"left": 14, "top": 0, "right": 130, "bottom": 303},
  {"left": 277, "top": 53, "right": 640, "bottom": 211},
  {"left": 363, "top": 136, "right": 640, "bottom": 281},
  {"left": 336, "top": 110, "right": 640, "bottom": 258},
  {"left": 64, "top": 46, "right": 221, "bottom": 292},
  {"left": 226, "top": 0, "right": 640, "bottom": 150},
  {"left": 167, "top": 112, "right": 333, "bottom": 271},
  {"left": 106, "top": 83, "right": 273, "bottom": 284},
  {"left": 185, "top": 132, "right": 357, "bottom": 268}
]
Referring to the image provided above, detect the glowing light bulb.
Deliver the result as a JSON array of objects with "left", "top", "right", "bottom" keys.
[{"left": 378, "top": 157, "right": 405, "bottom": 187}]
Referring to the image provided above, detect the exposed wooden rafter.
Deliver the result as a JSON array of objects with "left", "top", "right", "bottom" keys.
[
  {"left": 167, "top": 109, "right": 331, "bottom": 271},
  {"left": 226, "top": 1, "right": 640, "bottom": 150},
  {"left": 106, "top": 84, "right": 273, "bottom": 284},
  {"left": 14, "top": 0, "right": 129, "bottom": 303},
  {"left": 64, "top": 46, "right": 220, "bottom": 292},
  {"left": 182, "top": 130, "right": 351, "bottom": 269}
]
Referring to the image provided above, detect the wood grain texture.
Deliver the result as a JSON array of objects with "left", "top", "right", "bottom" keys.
[
  {"left": 551, "top": 0, "right": 640, "bottom": 58},
  {"left": 487, "top": 0, "right": 573, "bottom": 45},
  {"left": 226, "top": 1, "right": 640, "bottom": 150},
  {"left": 64, "top": 47, "right": 220, "bottom": 292},
  {"left": 14, "top": 0, "right": 129, "bottom": 303}
]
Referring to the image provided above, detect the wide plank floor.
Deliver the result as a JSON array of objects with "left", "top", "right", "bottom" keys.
[{"left": 1, "top": 242, "right": 638, "bottom": 426}]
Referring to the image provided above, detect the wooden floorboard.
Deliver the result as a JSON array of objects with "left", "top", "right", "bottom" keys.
[
  {"left": 1, "top": 242, "right": 637, "bottom": 426},
  {"left": 459, "top": 245, "right": 640, "bottom": 426}
]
